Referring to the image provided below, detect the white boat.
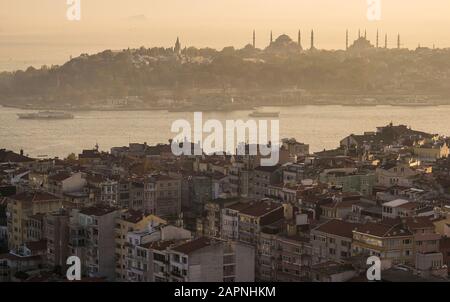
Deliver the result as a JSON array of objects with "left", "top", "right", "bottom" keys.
[
  {"left": 17, "top": 111, "right": 74, "bottom": 120},
  {"left": 249, "top": 110, "right": 280, "bottom": 118}
]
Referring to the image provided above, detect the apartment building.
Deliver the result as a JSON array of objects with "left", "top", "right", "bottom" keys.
[
  {"left": 413, "top": 142, "right": 449, "bottom": 162},
  {"left": 352, "top": 221, "right": 415, "bottom": 266},
  {"left": 168, "top": 237, "right": 254, "bottom": 282},
  {"left": 221, "top": 202, "right": 251, "bottom": 241},
  {"left": 319, "top": 195, "right": 361, "bottom": 220},
  {"left": 404, "top": 217, "right": 446, "bottom": 276},
  {"left": 69, "top": 206, "right": 120, "bottom": 280},
  {"left": 375, "top": 163, "right": 419, "bottom": 188},
  {"left": 252, "top": 165, "right": 281, "bottom": 199},
  {"left": 257, "top": 225, "right": 312, "bottom": 282},
  {"left": 144, "top": 175, "right": 181, "bottom": 218},
  {"left": 238, "top": 201, "right": 284, "bottom": 245},
  {"left": 0, "top": 240, "right": 47, "bottom": 282},
  {"left": 44, "top": 209, "right": 70, "bottom": 269},
  {"left": 439, "top": 237, "right": 450, "bottom": 275},
  {"left": 125, "top": 224, "right": 191, "bottom": 282},
  {"left": 129, "top": 181, "right": 145, "bottom": 210},
  {"left": 100, "top": 179, "right": 119, "bottom": 206},
  {"left": 169, "top": 237, "right": 223, "bottom": 281},
  {"left": 6, "top": 191, "right": 63, "bottom": 249},
  {"left": 26, "top": 213, "right": 45, "bottom": 242},
  {"left": 202, "top": 198, "right": 241, "bottom": 238},
  {"left": 311, "top": 219, "right": 360, "bottom": 264},
  {"left": 228, "top": 161, "right": 251, "bottom": 197},
  {"left": 319, "top": 168, "right": 375, "bottom": 196},
  {"left": 382, "top": 199, "right": 422, "bottom": 220},
  {"left": 115, "top": 210, "right": 166, "bottom": 280},
  {"left": 45, "top": 172, "right": 86, "bottom": 197}
]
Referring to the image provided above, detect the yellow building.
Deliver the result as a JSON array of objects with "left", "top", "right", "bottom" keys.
[
  {"left": 115, "top": 210, "right": 166, "bottom": 280},
  {"left": 413, "top": 142, "right": 449, "bottom": 162},
  {"left": 6, "top": 191, "right": 63, "bottom": 249},
  {"left": 351, "top": 222, "right": 414, "bottom": 266}
]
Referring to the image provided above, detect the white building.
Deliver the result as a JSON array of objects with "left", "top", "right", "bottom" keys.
[{"left": 382, "top": 199, "right": 418, "bottom": 220}]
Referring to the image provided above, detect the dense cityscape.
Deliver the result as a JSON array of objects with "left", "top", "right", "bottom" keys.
[
  {"left": 2, "top": 30, "right": 450, "bottom": 112},
  {"left": 4, "top": 0, "right": 450, "bottom": 293},
  {"left": 1, "top": 122, "right": 450, "bottom": 282}
]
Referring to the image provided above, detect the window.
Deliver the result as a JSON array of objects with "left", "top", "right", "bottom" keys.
[{"left": 173, "top": 254, "right": 181, "bottom": 262}]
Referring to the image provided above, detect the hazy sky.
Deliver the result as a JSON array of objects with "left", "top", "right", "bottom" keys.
[{"left": 1, "top": 0, "right": 450, "bottom": 70}]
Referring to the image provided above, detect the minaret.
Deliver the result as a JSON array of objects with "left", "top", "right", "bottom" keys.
[
  {"left": 397, "top": 34, "right": 400, "bottom": 49},
  {"left": 358, "top": 29, "right": 361, "bottom": 38},
  {"left": 376, "top": 29, "right": 379, "bottom": 48},
  {"left": 298, "top": 30, "right": 303, "bottom": 50},
  {"left": 174, "top": 37, "right": 181, "bottom": 54},
  {"left": 270, "top": 31, "right": 273, "bottom": 45},
  {"left": 364, "top": 29, "right": 367, "bottom": 39},
  {"left": 253, "top": 30, "right": 256, "bottom": 48},
  {"left": 346, "top": 29, "right": 349, "bottom": 50},
  {"left": 385, "top": 33, "right": 388, "bottom": 48},
  {"left": 310, "top": 30, "right": 315, "bottom": 50}
]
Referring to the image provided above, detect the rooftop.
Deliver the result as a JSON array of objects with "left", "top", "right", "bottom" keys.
[
  {"left": 8, "top": 191, "right": 60, "bottom": 203},
  {"left": 354, "top": 222, "right": 412, "bottom": 238},
  {"left": 314, "top": 219, "right": 360, "bottom": 239},
  {"left": 171, "top": 237, "right": 218, "bottom": 255},
  {"left": 382, "top": 199, "right": 410, "bottom": 208},
  {"left": 79, "top": 205, "right": 117, "bottom": 217},
  {"left": 0, "top": 149, "right": 34, "bottom": 163},
  {"left": 238, "top": 201, "right": 283, "bottom": 217}
]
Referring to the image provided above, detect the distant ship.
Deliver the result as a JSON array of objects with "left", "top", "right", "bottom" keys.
[
  {"left": 248, "top": 110, "right": 280, "bottom": 118},
  {"left": 17, "top": 111, "right": 74, "bottom": 120}
]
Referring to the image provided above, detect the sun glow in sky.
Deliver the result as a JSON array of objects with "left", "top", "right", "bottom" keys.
[{"left": 1, "top": 0, "right": 450, "bottom": 69}]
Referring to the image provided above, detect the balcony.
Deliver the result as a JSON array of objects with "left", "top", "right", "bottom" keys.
[{"left": 171, "top": 270, "right": 183, "bottom": 278}]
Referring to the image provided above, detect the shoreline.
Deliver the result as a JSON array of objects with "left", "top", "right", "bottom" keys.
[{"left": 2, "top": 101, "right": 450, "bottom": 112}]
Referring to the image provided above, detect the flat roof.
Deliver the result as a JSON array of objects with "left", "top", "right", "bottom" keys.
[{"left": 382, "top": 199, "right": 410, "bottom": 208}]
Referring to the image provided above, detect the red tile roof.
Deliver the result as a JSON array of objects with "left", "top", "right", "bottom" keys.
[
  {"left": 48, "top": 172, "right": 72, "bottom": 182},
  {"left": 354, "top": 222, "right": 412, "bottom": 237},
  {"left": 239, "top": 201, "right": 283, "bottom": 217},
  {"left": 8, "top": 191, "right": 60, "bottom": 203},
  {"left": 314, "top": 219, "right": 360, "bottom": 239}
]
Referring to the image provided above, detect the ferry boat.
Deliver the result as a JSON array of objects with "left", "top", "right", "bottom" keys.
[
  {"left": 17, "top": 111, "right": 74, "bottom": 120},
  {"left": 248, "top": 110, "right": 280, "bottom": 118}
]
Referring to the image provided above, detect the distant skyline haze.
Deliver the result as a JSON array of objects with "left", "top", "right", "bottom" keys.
[{"left": 1, "top": 0, "right": 450, "bottom": 70}]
